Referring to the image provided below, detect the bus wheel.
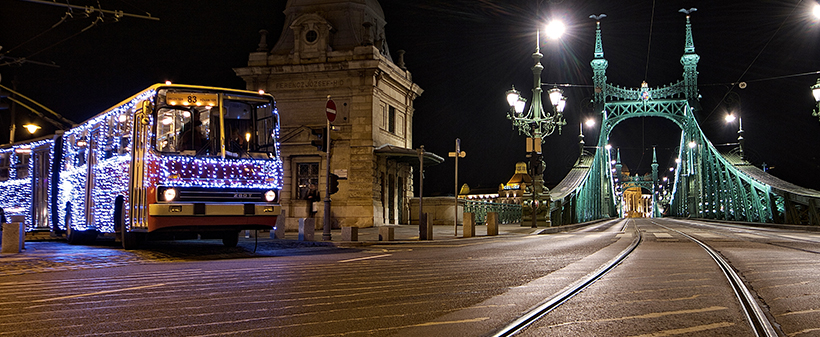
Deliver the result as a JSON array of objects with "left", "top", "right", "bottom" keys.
[
  {"left": 65, "top": 203, "right": 81, "bottom": 244},
  {"left": 222, "top": 231, "right": 239, "bottom": 247},
  {"left": 113, "top": 197, "right": 138, "bottom": 249},
  {"left": 65, "top": 203, "right": 97, "bottom": 245},
  {"left": 122, "top": 232, "right": 139, "bottom": 250}
]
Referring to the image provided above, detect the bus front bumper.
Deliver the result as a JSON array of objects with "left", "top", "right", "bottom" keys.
[{"left": 149, "top": 203, "right": 281, "bottom": 217}]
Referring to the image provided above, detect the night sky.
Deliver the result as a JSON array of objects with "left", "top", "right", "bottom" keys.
[{"left": 2, "top": 0, "right": 819, "bottom": 196}]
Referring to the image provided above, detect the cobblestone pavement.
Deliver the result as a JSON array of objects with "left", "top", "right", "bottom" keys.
[{"left": 0, "top": 224, "right": 541, "bottom": 277}]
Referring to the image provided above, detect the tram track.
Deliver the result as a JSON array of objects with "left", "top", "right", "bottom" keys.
[
  {"left": 491, "top": 218, "right": 781, "bottom": 337},
  {"left": 490, "top": 219, "right": 642, "bottom": 337},
  {"left": 654, "top": 221, "right": 779, "bottom": 337}
]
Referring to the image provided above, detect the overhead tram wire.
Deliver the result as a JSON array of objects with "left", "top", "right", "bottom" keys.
[
  {"left": 699, "top": 70, "right": 820, "bottom": 87},
  {"left": 632, "top": 1, "right": 657, "bottom": 175},
  {"left": 702, "top": 0, "right": 803, "bottom": 122},
  {"left": 4, "top": 1, "right": 161, "bottom": 68}
]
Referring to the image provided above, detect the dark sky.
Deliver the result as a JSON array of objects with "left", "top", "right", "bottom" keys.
[{"left": 2, "top": 0, "right": 820, "bottom": 196}]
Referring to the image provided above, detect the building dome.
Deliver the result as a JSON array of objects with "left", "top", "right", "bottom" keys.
[{"left": 272, "top": 0, "right": 392, "bottom": 62}]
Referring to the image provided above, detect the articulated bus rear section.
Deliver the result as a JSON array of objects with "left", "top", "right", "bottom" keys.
[
  {"left": 1, "top": 84, "right": 283, "bottom": 249},
  {"left": 0, "top": 135, "right": 61, "bottom": 234}
]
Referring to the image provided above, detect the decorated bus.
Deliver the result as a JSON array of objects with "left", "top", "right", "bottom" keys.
[{"left": 0, "top": 83, "right": 283, "bottom": 249}]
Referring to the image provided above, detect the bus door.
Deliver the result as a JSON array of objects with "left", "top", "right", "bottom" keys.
[
  {"left": 83, "top": 129, "right": 98, "bottom": 229},
  {"left": 127, "top": 101, "right": 152, "bottom": 232},
  {"left": 30, "top": 145, "right": 51, "bottom": 230}
]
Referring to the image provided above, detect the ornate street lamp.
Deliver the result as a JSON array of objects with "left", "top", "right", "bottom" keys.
[
  {"left": 811, "top": 78, "right": 820, "bottom": 122},
  {"left": 504, "top": 21, "right": 568, "bottom": 228}
]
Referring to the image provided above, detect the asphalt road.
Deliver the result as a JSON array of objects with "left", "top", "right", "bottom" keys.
[{"left": 1, "top": 219, "right": 819, "bottom": 336}]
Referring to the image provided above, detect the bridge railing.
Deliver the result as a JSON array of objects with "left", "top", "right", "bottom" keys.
[{"left": 463, "top": 200, "right": 522, "bottom": 224}]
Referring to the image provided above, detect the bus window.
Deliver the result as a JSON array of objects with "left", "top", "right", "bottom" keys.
[
  {"left": 224, "top": 101, "right": 254, "bottom": 157},
  {"left": 255, "top": 104, "right": 278, "bottom": 155},
  {"left": 156, "top": 106, "right": 213, "bottom": 156},
  {"left": 15, "top": 153, "right": 30, "bottom": 179},
  {"left": 0, "top": 153, "right": 9, "bottom": 181}
]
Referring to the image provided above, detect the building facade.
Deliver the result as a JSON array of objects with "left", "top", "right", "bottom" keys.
[{"left": 234, "top": 0, "right": 425, "bottom": 229}]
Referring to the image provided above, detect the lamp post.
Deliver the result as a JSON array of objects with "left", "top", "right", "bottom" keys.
[
  {"left": 724, "top": 113, "right": 744, "bottom": 159},
  {"left": 504, "top": 21, "right": 568, "bottom": 228},
  {"left": 811, "top": 78, "right": 820, "bottom": 122}
]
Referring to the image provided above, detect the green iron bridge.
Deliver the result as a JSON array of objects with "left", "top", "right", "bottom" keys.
[{"left": 548, "top": 13, "right": 820, "bottom": 226}]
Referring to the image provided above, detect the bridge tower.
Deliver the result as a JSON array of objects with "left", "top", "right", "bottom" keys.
[{"left": 548, "top": 9, "right": 820, "bottom": 226}]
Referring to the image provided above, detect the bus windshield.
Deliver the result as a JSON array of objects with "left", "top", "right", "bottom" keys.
[{"left": 154, "top": 89, "right": 277, "bottom": 158}]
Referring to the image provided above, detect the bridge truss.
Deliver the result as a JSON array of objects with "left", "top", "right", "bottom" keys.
[{"left": 548, "top": 14, "right": 820, "bottom": 226}]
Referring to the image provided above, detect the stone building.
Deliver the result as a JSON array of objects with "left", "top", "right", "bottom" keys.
[{"left": 234, "top": 0, "right": 435, "bottom": 229}]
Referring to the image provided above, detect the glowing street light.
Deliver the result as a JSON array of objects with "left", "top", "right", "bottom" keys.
[
  {"left": 22, "top": 123, "right": 40, "bottom": 134},
  {"left": 545, "top": 20, "right": 566, "bottom": 40},
  {"left": 813, "top": 3, "right": 820, "bottom": 19}
]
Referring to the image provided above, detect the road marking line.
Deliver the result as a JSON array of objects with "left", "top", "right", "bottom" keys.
[
  {"left": 411, "top": 317, "right": 489, "bottom": 327},
  {"left": 653, "top": 232, "right": 673, "bottom": 238},
  {"left": 31, "top": 283, "right": 166, "bottom": 303},
  {"left": 777, "top": 308, "right": 820, "bottom": 317},
  {"left": 787, "top": 327, "right": 820, "bottom": 337},
  {"left": 626, "top": 322, "right": 735, "bottom": 337},
  {"left": 338, "top": 254, "right": 392, "bottom": 263},
  {"left": 548, "top": 306, "right": 728, "bottom": 327}
]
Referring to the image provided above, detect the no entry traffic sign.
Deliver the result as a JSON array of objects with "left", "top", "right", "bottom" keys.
[{"left": 326, "top": 98, "right": 337, "bottom": 122}]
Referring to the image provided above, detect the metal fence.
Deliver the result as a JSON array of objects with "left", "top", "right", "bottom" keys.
[{"left": 463, "top": 200, "right": 522, "bottom": 224}]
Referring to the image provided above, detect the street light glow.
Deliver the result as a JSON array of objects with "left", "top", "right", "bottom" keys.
[
  {"left": 725, "top": 114, "right": 736, "bottom": 123},
  {"left": 506, "top": 87, "right": 520, "bottom": 107},
  {"left": 585, "top": 119, "right": 595, "bottom": 127},
  {"left": 23, "top": 124, "right": 40, "bottom": 134},
  {"left": 688, "top": 141, "right": 697, "bottom": 149},
  {"left": 814, "top": 4, "right": 820, "bottom": 19},
  {"left": 545, "top": 20, "right": 565, "bottom": 40},
  {"left": 548, "top": 87, "right": 564, "bottom": 107}
]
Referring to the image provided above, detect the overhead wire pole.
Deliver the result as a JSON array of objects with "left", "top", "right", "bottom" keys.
[
  {"left": 323, "top": 97, "right": 337, "bottom": 241},
  {"left": 449, "top": 139, "right": 465, "bottom": 236}
]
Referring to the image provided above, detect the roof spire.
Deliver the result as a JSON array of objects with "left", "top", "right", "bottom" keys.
[
  {"left": 590, "top": 14, "right": 607, "bottom": 59},
  {"left": 679, "top": 8, "right": 697, "bottom": 54}
]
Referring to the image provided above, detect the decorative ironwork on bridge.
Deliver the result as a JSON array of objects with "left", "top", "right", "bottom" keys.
[{"left": 548, "top": 11, "right": 820, "bottom": 226}]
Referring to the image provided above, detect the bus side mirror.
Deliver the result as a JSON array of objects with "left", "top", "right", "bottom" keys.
[{"left": 137, "top": 100, "right": 152, "bottom": 125}]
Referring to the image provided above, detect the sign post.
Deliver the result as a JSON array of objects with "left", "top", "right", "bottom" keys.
[
  {"left": 323, "top": 96, "right": 336, "bottom": 241},
  {"left": 448, "top": 139, "right": 466, "bottom": 236}
]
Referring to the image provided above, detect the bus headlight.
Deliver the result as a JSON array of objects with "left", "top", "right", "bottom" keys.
[
  {"left": 163, "top": 188, "right": 177, "bottom": 202},
  {"left": 264, "top": 190, "right": 277, "bottom": 202}
]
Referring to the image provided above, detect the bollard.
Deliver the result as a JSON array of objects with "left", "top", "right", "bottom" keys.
[
  {"left": 1, "top": 222, "right": 25, "bottom": 254},
  {"left": 487, "top": 212, "right": 499, "bottom": 236},
  {"left": 378, "top": 226, "right": 394, "bottom": 241},
  {"left": 272, "top": 213, "right": 286, "bottom": 239},
  {"left": 298, "top": 218, "right": 315, "bottom": 241},
  {"left": 341, "top": 226, "right": 358, "bottom": 241},
  {"left": 463, "top": 213, "right": 476, "bottom": 238}
]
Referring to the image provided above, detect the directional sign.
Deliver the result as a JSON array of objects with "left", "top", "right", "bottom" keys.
[{"left": 326, "top": 98, "right": 337, "bottom": 122}]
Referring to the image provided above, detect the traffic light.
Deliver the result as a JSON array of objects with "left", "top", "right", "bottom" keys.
[
  {"left": 311, "top": 127, "right": 327, "bottom": 151},
  {"left": 329, "top": 173, "right": 339, "bottom": 195}
]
